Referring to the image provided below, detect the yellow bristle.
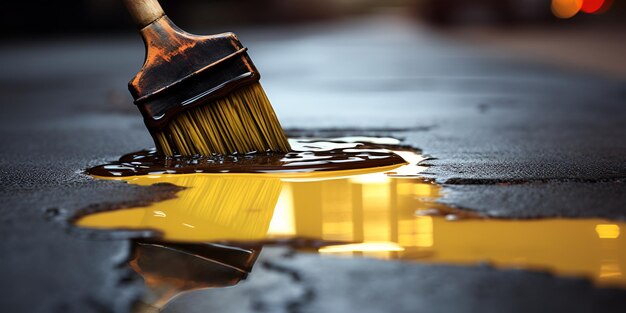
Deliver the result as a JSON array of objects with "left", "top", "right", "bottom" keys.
[
  {"left": 154, "top": 83, "right": 291, "bottom": 156},
  {"left": 76, "top": 174, "right": 282, "bottom": 242}
]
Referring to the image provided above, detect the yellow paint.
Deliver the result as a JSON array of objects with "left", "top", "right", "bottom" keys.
[
  {"left": 596, "top": 224, "right": 620, "bottom": 239},
  {"left": 319, "top": 242, "right": 405, "bottom": 253},
  {"left": 77, "top": 151, "right": 626, "bottom": 288}
]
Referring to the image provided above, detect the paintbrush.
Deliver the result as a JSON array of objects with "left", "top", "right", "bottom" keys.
[{"left": 123, "top": 0, "right": 291, "bottom": 156}]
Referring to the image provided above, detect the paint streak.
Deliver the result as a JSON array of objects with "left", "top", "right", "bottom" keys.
[{"left": 78, "top": 138, "right": 626, "bottom": 289}]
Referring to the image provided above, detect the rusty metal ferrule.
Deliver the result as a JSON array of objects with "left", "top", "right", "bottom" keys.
[{"left": 128, "top": 16, "right": 260, "bottom": 131}]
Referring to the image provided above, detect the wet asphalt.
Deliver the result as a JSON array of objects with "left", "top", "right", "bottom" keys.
[{"left": 1, "top": 12, "right": 625, "bottom": 313}]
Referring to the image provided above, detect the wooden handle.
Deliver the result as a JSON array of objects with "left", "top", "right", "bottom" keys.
[{"left": 124, "top": 0, "right": 165, "bottom": 28}]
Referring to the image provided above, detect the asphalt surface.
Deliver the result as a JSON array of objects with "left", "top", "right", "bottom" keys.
[
  {"left": 1, "top": 12, "right": 625, "bottom": 313},
  {"left": 163, "top": 248, "right": 626, "bottom": 313}
]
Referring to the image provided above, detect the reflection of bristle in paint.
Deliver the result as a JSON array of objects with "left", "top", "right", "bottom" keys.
[
  {"left": 170, "top": 175, "right": 281, "bottom": 237},
  {"left": 79, "top": 175, "right": 282, "bottom": 242}
]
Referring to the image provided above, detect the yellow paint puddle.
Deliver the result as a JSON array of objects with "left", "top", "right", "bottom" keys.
[{"left": 77, "top": 150, "right": 626, "bottom": 289}]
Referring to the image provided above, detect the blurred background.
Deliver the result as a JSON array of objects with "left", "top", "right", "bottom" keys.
[
  {"left": 2, "top": 0, "right": 624, "bottom": 79},
  {"left": 2, "top": 0, "right": 625, "bottom": 35}
]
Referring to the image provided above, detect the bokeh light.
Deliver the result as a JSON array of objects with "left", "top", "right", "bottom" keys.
[
  {"left": 581, "top": 0, "right": 605, "bottom": 13},
  {"left": 552, "top": 0, "right": 583, "bottom": 18}
]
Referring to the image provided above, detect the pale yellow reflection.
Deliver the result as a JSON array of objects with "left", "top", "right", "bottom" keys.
[
  {"left": 77, "top": 152, "right": 626, "bottom": 288},
  {"left": 596, "top": 224, "right": 620, "bottom": 239},
  {"left": 599, "top": 262, "right": 623, "bottom": 279},
  {"left": 267, "top": 184, "right": 296, "bottom": 236},
  {"left": 414, "top": 216, "right": 434, "bottom": 248},
  {"left": 319, "top": 242, "right": 405, "bottom": 253}
]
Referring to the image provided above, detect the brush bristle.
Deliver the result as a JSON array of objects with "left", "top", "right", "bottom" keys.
[{"left": 153, "top": 83, "right": 291, "bottom": 156}]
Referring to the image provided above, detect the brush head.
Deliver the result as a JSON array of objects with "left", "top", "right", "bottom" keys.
[
  {"left": 154, "top": 83, "right": 291, "bottom": 156},
  {"left": 128, "top": 15, "right": 290, "bottom": 156}
]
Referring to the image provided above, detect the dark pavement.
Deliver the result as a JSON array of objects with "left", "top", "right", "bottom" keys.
[
  {"left": 163, "top": 248, "right": 626, "bottom": 313},
  {"left": 1, "top": 12, "right": 625, "bottom": 313}
]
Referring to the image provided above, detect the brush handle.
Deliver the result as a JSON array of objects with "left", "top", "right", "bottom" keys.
[{"left": 123, "top": 0, "right": 165, "bottom": 28}]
